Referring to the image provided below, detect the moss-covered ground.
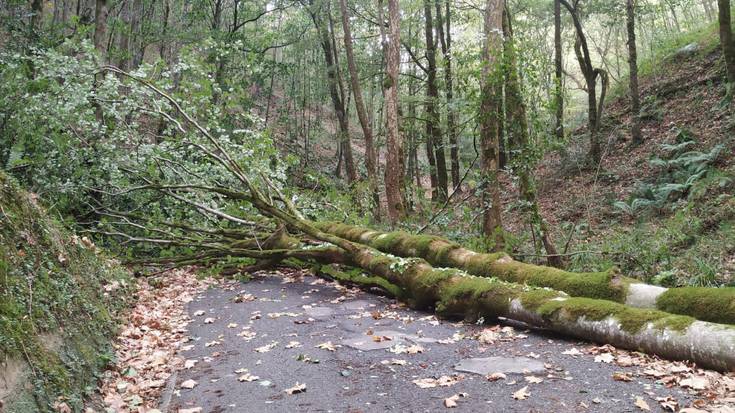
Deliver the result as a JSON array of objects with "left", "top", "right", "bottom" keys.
[{"left": 0, "top": 173, "right": 132, "bottom": 412}]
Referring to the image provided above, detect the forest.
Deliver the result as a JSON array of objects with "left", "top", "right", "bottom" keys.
[{"left": 1, "top": 0, "right": 734, "bottom": 411}]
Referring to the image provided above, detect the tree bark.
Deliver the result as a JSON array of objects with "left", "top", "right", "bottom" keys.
[
  {"left": 309, "top": 1, "right": 358, "bottom": 183},
  {"left": 479, "top": 0, "right": 504, "bottom": 250},
  {"left": 384, "top": 0, "right": 406, "bottom": 223},
  {"left": 719, "top": 0, "right": 735, "bottom": 84},
  {"left": 423, "top": 0, "right": 448, "bottom": 203},
  {"left": 554, "top": 0, "right": 564, "bottom": 140},
  {"left": 627, "top": 0, "right": 643, "bottom": 145},
  {"left": 501, "top": 7, "right": 560, "bottom": 267},
  {"left": 94, "top": 0, "right": 109, "bottom": 55},
  {"left": 30, "top": 0, "right": 43, "bottom": 34},
  {"left": 314, "top": 221, "right": 735, "bottom": 326},
  {"left": 560, "top": 0, "right": 606, "bottom": 165},
  {"left": 435, "top": 0, "right": 460, "bottom": 191},
  {"left": 339, "top": 0, "right": 382, "bottom": 221}
]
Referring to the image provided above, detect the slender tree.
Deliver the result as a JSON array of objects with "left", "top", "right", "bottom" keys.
[
  {"left": 307, "top": 0, "right": 358, "bottom": 183},
  {"left": 384, "top": 0, "right": 406, "bottom": 223},
  {"left": 502, "top": 6, "right": 560, "bottom": 266},
  {"left": 718, "top": 0, "right": 735, "bottom": 84},
  {"left": 560, "top": 0, "right": 608, "bottom": 165},
  {"left": 94, "top": 0, "right": 109, "bottom": 54},
  {"left": 423, "top": 0, "right": 448, "bottom": 202},
  {"left": 627, "top": 0, "right": 643, "bottom": 144},
  {"left": 338, "top": 0, "right": 381, "bottom": 210},
  {"left": 554, "top": 0, "right": 564, "bottom": 140},
  {"left": 435, "top": 0, "right": 461, "bottom": 191},
  {"left": 480, "top": 0, "right": 504, "bottom": 250}
]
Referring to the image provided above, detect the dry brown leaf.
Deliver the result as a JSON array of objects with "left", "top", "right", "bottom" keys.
[
  {"left": 443, "top": 393, "right": 468, "bottom": 408},
  {"left": 180, "top": 379, "right": 198, "bottom": 389},
  {"left": 316, "top": 341, "right": 339, "bottom": 351},
  {"left": 238, "top": 373, "right": 259, "bottom": 382},
  {"left": 178, "top": 408, "right": 203, "bottom": 413},
  {"left": 524, "top": 376, "right": 543, "bottom": 384},
  {"left": 680, "top": 376, "right": 709, "bottom": 390},
  {"left": 634, "top": 396, "right": 650, "bottom": 411},
  {"left": 255, "top": 341, "right": 279, "bottom": 353},
  {"left": 487, "top": 372, "right": 507, "bottom": 382},
  {"left": 284, "top": 383, "right": 307, "bottom": 394},
  {"left": 594, "top": 353, "right": 615, "bottom": 363},
  {"left": 513, "top": 386, "right": 530, "bottom": 400},
  {"left": 612, "top": 372, "right": 633, "bottom": 382}
]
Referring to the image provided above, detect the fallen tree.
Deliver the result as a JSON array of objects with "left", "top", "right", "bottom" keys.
[
  {"left": 313, "top": 222, "right": 735, "bottom": 326},
  {"left": 92, "top": 67, "right": 735, "bottom": 373}
]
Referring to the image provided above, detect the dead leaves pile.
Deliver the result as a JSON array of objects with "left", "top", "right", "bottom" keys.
[
  {"left": 580, "top": 345, "right": 735, "bottom": 411},
  {"left": 99, "top": 268, "right": 214, "bottom": 412}
]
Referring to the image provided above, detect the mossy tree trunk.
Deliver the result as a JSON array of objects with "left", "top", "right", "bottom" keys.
[
  {"left": 334, "top": 245, "right": 735, "bottom": 372},
  {"left": 314, "top": 222, "right": 735, "bottom": 326}
]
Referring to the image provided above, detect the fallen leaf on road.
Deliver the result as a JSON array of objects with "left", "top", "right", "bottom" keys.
[
  {"left": 524, "top": 376, "right": 543, "bottom": 384},
  {"left": 227, "top": 323, "right": 238, "bottom": 328},
  {"left": 255, "top": 341, "right": 279, "bottom": 353},
  {"left": 193, "top": 310, "right": 205, "bottom": 316},
  {"left": 180, "top": 379, "right": 197, "bottom": 389},
  {"left": 444, "top": 393, "right": 468, "bottom": 408},
  {"left": 284, "top": 383, "right": 307, "bottom": 394},
  {"left": 612, "top": 372, "right": 633, "bottom": 382},
  {"left": 388, "top": 343, "right": 424, "bottom": 354},
  {"left": 316, "top": 341, "right": 340, "bottom": 351},
  {"left": 680, "top": 376, "right": 709, "bottom": 390},
  {"left": 238, "top": 373, "right": 260, "bottom": 382},
  {"left": 203, "top": 317, "right": 215, "bottom": 324},
  {"left": 487, "top": 372, "right": 507, "bottom": 382},
  {"left": 184, "top": 359, "right": 198, "bottom": 369},
  {"left": 595, "top": 353, "right": 615, "bottom": 363},
  {"left": 178, "top": 408, "right": 202, "bottom": 413},
  {"left": 413, "top": 375, "right": 464, "bottom": 388},
  {"left": 562, "top": 348, "right": 582, "bottom": 356},
  {"left": 655, "top": 396, "right": 678, "bottom": 412},
  {"left": 634, "top": 396, "right": 650, "bottom": 411},
  {"left": 513, "top": 386, "right": 530, "bottom": 400},
  {"left": 286, "top": 341, "right": 302, "bottom": 349}
]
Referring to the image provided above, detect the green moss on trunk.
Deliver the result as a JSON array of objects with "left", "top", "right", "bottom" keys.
[{"left": 656, "top": 287, "right": 735, "bottom": 325}]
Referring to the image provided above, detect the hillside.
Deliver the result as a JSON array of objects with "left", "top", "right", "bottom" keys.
[
  {"left": 0, "top": 173, "right": 131, "bottom": 412},
  {"left": 527, "top": 24, "right": 735, "bottom": 287}
]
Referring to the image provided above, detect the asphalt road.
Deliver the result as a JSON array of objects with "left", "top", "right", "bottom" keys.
[{"left": 164, "top": 271, "right": 695, "bottom": 413}]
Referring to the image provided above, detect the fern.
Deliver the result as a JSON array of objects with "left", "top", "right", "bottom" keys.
[{"left": 614, "top": 134, "right": 724, "bottom": 216}]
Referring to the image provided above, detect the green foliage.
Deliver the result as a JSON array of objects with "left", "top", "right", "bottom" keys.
[{"left": 614, "top": 128, "right": 725, "bottom": 216}]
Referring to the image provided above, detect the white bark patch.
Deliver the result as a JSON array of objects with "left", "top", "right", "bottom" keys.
[{"left": 625, "top": 283, "right": 668, "bottom": 308}]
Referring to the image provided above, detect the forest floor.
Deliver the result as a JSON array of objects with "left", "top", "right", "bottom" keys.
[{"left": 95, "top": 269, "right": 735, "bottom": 413}]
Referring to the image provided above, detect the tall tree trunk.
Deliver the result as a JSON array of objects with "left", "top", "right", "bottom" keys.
[
  {"left": 423, "top": 0, "right": 448, "bottom": 203},
  {"left": 94, "top": 0, "right": 109, "bottom": 55},
  {"left": 561, "top": 0, "right": 606, "bottom": 165},
  {"left": 554, "top": 0, "right": 564, "bottom": 140},
  {"left": 627, "top": 0, "right": 643, "bottom": 145},
  {"left": 502, "top": 6, "right": 560, "bottom": 267},
  {"left": 718, "top": 0, "right": 735, "bottom": 84},
  {"left": 30, "top": 0, "right": 43, "bottom": 34},
  {"left": 435, "top": 0, "right": 460, "bottom": 192},
  {"left": 116, "top": 0, "right": 131, "bottom": 70},
  {"left": 339, "top": 0, "right": 381, "bottom": 221},
  {"left": 480, "top": 0, "right": 504, "bottom": 250},
  {"left": 384, "top": 0, "right": 406, "bottom": 223},
  {"left": 308, "top": 1, "right": 357, "bottom": 183}
]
